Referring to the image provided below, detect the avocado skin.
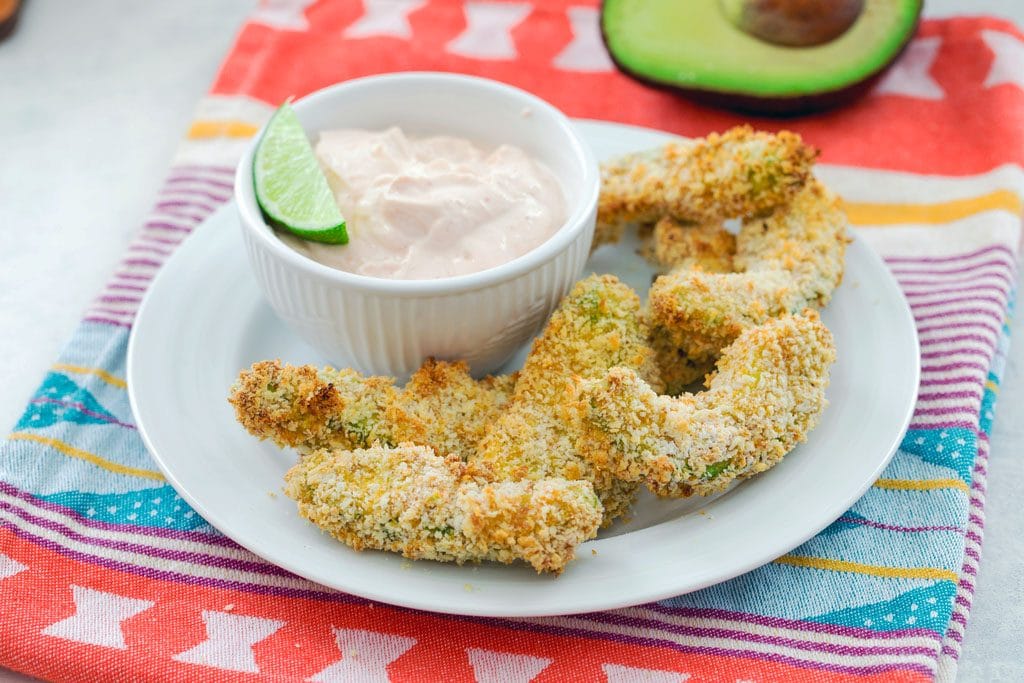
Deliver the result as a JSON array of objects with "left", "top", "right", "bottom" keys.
[{"left": 600, "top": 0, "right": 922, "bottom": 117}]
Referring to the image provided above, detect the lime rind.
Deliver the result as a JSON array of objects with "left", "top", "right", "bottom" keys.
[{"left": 253, "top": 102, "right": 348, "bottom": 245}]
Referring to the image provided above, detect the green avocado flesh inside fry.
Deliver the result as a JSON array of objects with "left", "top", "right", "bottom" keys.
[
  {"left": 253, "top": 102, "right": 348, "bottom": 244},
  {"left": 702, "top": 459, "right": 732, "bottom": 481}
]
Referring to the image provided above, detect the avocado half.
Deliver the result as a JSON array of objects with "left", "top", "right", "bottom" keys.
[{"left": 601, "top": 0, "right": 923, "bottom": 116}]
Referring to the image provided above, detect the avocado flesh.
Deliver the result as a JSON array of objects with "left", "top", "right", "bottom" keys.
[{"left": 602, "top": 0, "right": 921, "bottom": 101}]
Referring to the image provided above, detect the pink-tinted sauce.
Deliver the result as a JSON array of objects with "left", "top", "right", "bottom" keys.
[{"left": 280, "top": 127, "right": 566, "bottom": 280}]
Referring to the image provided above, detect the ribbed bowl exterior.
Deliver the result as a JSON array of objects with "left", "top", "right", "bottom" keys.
[
  {"left": 235, "top": 73, "right": 599, "bottom": 379},
  {"left": 239, "top": 209, "right": 595, "bottom": 378}
]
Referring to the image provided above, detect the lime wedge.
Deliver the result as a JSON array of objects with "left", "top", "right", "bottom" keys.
[{"left": 253, "top": 102, "right": 348, "bottom": 244}]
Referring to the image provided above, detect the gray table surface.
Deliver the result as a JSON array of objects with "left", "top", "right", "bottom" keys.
[{"left": 1, "top": 1, "right": 1020, "bottom": 681}]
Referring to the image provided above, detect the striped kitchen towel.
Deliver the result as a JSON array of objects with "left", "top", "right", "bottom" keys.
[{"left": 1, "top": 2, "right": 1021, "bottom": 681}]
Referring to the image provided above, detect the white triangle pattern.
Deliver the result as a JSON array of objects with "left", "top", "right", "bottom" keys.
[
  {"left": 874, "top": 37, "right": 944, "bottom": 100},
  {"left": 446, "top": 2, "right": 533, "bottom": 60},
  {"left": 0, "top": 553, "right": 27, "bottom": 581},
  {"left": 172, "top": 611, "right": 285, "bottom": 674},
  {"left": 981, "top": 30, "right": 1024, "bottom": 90},
  {"left": 310, "top": 628, "right": 417, "bottom": 682},
  {"left": 553, "top": 7, "right": 613, "bottom": 72},
  {"left": 603, "top": 663, "right": 691, "bottom": 683},
  {"left": 41, "top": 585, "right": 155, "bottom": 650},
  {"left": 344, "top": 0, "right": 427, "bottom": 40},
  {"left": 467, "top": 647, "right": 553, "bottom": 682}
]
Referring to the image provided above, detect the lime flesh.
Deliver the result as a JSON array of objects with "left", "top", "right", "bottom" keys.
[{"left": 253, "top": 102, "right": 348, "bottom": 244}]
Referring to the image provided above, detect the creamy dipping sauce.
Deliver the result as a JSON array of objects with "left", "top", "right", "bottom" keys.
[{"left": 279, "top": 127, "right": 567, "bottom": 280}]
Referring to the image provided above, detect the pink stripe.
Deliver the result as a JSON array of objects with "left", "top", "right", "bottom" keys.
[
  {"left": 913, "top": 406, "right": 979, "bottom": 417},
  {"left": 835, "top": 515, "right": 963, "bottom": 534},
  {"left": 151, "top": 210, "right": 204, "bottom": 224},
  {"left": 920, "top": 347, "right": 991, "bottom": 360},
  {"left": 941, "top": 644, "right": 959, "bottom": 658},
  {"left": 98, "top": 295, "right": 143, "bottom": 304},
  {"left": 968, "top": 513, "right": 984, "bottom": 526},
  {"left": 107, "top": 283, "right": 148, "bottom": 293},
  {"left": 908, "top": 294, "right": 1006, "bottom": 310},
  {"left": 87, "top": 307, "right": 135, "bottom": 317},
  {"left": 902, "top": 281, "right": 1010, "bottom": 298},
  {"left": 951, "top": 612, "right": 968, "bottom": 627},
  {"left": 955, "top": 595, "right": 972, "bottom": 609},
  {"left": 890, "top": 258, "right": 1016, "bottom": 277},
  {"left": 884, "top": 244, "right": 1014, "bottom": 264},
  {"left": 83, "top": 316, "right": 131, "bottom": 328},
  {"left": 0, "top": 482, "right": 237, "bottom": 547},
  {"left": 159, "top": 186, "right": 230, "bottom": 204},
  {"left": 966, "top": 531, "right": 983, "bottom": 544},
  {"left": 0, "top": 498, "right": 288, "bottom": 577},
  {"left": 917, "top": 319, "right": 1002, "bottom": 337},
  {"left": 154, "top": 199, "right": 219, "bottom": 215},
  {"left": 29, "top": 398, "right": 134, "bottom": 430},
  {"left": 916, "top": 390, "right": 981, "bottom": 401},
  {"left": 121, "top": 257, "right": 162, "bottom": 268},
  {"left": 168, "top": 164, "right": 236, "bottom": 175},
  {"left": 964, "top": 547, "right": 981, "bottom": 562},
  {"left": 909, "top": 420, "right": 976, "bottom": 430},
  {"left": 164, "top": 175, "right": 234, "bottom": 191},
  {"left": 137, "top": 234, "right": 183, "bottom": 246},
  {"left": 913, "top": 306, "right": 1004, "bottom": 325},
  {"left": 919, "top": 333, "right": 996, "bottom": 349},
  {"left": 920, "top": 360, "right": 989, "bottom": 374},
  {"left": 944, "top": 629, "right": 964, "bottom": 644},
  {"left": 641, "top": 604, "right": 939, "bottom": 640},
  {"left": 143, "top": 220, "right": 192, "bottom": 233},
  {"left": 919, "top": 376, "right": 983, "bottom": 387},
  {"left": 959, "top": 577, "right": 975, "bottom": 592},
  {"left": 128, "top": 244, "right": 172, "bottom": 257},
  {"left": 114, "top": 272, "right": 153, "bottom": 282},
  {"left": 576, "top": 611, "right": 938, "bottom": 657}
]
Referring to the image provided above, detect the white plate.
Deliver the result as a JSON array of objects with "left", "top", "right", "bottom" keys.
[{"left": 128, "top": 120, "right": 919, "bottom": 617}]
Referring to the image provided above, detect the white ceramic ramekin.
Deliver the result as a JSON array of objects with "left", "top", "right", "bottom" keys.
[{"left": 235, "top": 72, "right": 598, "bottom": 378}]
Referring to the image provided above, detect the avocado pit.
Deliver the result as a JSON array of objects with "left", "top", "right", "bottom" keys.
[{"left": 721, "top": 0, "right": 865, "bottom": 47}]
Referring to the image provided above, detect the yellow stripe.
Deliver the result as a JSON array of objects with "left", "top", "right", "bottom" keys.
[
  {"left": 187, "top": 120, "right": 260, "bottom": 140},
  {"left": 775, "top": 554, "right": 958, "bottom": 582},
  {"left": 843, "top": 189, "right": 1023, "bottom": 226},
  {"left": 51, "top": 363, "right": 127, "bottom": 389},
  {"left": 985, "top": 380, "right": 1000, "bottom": 394},
  {"left": 8, "top": 433, "right": 164, "bottom": 481},
  {"left": 873, "top": 477, "right": 969, "bottom": 493}
]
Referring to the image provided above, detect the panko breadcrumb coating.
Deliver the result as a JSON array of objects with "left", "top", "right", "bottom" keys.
[
  {"left": 396, "top": 359, "right": 518, "bottom": 463},
  {"left": 471, "top": 274, "right": 661, "bottom": 525},
  {"left": 229, "top": 361, "right": 401, "bottom": 451},
  {"left": 595, "top": 125, "right": 818, "bottom": 247},
  {"left": 285, "top": 444, "right": 601, "bottom": 573},
  {"left": 647, "top": 217, "right": 736, "bottom": 273},
  {"left": 229, "top": 358, "right": 515, "bottom": 461},
  {"left": 580, "top": 311, "right": 835, "bottom": 498},
  {"left": 649, "top": 179, "right": 848, "bottom": 367},
  {"left": 644, "top": 218, "right": 737, "bottom": 393}
]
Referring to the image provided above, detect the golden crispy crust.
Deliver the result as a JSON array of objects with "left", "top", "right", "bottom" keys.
[
  {"left": 228, "top": 359, "right": 515, "bottom": 461},
  {"left": 580, "top": 311, "right": 835, "bottom": 497},
  {"left": 647, "top": 217, "right": 736, "bottom": 273},
  {"left": 471, "top": 274, "right": 661, "bottom": 525},
  {"left": 596, "top": 125, "right": 818, "bottom": 245},
  {"left": 395, "top": 359, "right": 518, "bottom": 463},
  {"left": 649, "top": 178, "right": 849, "bottom": 365},
  {"left": 285, "top": 444, "right": 601, "bottom": 573}
]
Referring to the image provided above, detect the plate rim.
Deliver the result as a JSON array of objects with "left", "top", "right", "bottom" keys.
[{"left": 127, "top": 120, "right": 921, "bottom": 617}]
